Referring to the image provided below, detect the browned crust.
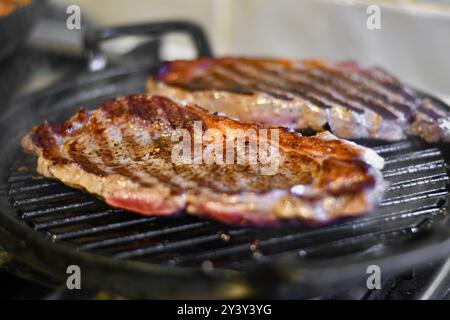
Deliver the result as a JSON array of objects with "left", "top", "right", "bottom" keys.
[
  {"left": 22, "top": 94, "right": 386, "bottom": 226},
  {"left": 149, "top": 57, "right": 450, "bottom": 142}
]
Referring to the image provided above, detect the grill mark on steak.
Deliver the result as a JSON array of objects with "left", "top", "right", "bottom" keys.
[
  {"left": 117, "top": 97, "right": 296, "bottom": 195},
  {"left": 211, "top": 66, "right": 294, "bottom": 101},
  {"left": 310, "top": 62, "right": 416, "bottom": 102},
  {"left": 360, "top": 66, "right": 418, "bottom": 103},
  {"left": 417, "top": 103, "right": 442, "bottom": 120},
  {"left": 32, "top": 123, "right": 67, "bottom": 163},
  {"left": 224, "top": 64, "right": 331, "bottom": 105},
  {"left": 215, "top": 64, "right": 332, "bottom": 108},
  {"left": 302, "top": 64, "right": 416, "bottom": 120},
  {"left": 101, "top": 98, "right": 188, "bottom": 193},
  {"left": 209, "top": 63, "right": 329, "bottom": 106},
  {"left": 205, "top": 60, "right": 399, "bottom": 120},
  {"left": 296, "top": 68, "right": 403, "bottom": 120},
  {"left": 224, "top": 61, "right": 365, "bottom": 113},
  {"left": 418, "top": 97, "right": 450, "bottom": 119},
  {"left": 22, "top": 94, "right": 387, "bottom": 226},
  {"left": 120, "top": 132, "right": 183, "bottom": 192},
  {"left": 151, "top": 57, "right": 450, "bottom": 142},
  {"left": 67, "top": 139, "right": 108, "bottom": 176},
  {"left": 92, "top": 121, "right": 154, "bottom": 188}
]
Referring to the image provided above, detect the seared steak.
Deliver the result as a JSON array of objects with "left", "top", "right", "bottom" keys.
[
  {"left": 148, "top": 57, "right": 450, "bottom": 142},
  {"left": 22, "top": 94, "right": 386, "bottom": 226}
]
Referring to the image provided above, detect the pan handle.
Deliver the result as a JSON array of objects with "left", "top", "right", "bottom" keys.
[{"left": 84, "top": 20, "right": 213, "bottom": 71}]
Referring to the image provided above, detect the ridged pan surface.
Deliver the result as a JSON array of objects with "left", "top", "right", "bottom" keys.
[{"left": 0, "top": 63, "right": 449, "bottom": 298}]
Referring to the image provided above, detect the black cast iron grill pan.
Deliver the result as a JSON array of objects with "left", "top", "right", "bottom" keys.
[
  {"left": 0, "top": 0, "right": 46, "bottom": 61},
  {"left": 0, "top": 21, "right": 449, "bottom": 299}
]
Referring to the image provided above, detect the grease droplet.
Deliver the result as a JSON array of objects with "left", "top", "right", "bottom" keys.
[
  {"left": 220, "top": 233, "right": 231, "bottom": 242},
  {"left": 298, "top": 250, "right": 307, "bottom": 257},
  {"left": 201, "top": 260, "right": 214, "bottom": 272}
]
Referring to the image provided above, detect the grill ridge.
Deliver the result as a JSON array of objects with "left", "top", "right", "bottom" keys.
[
  {"left": 53, "top": 216, "right": 157, "bottom": 241},
  {"left": 7, "top": 139, "right": 450, "bottom": 269}
]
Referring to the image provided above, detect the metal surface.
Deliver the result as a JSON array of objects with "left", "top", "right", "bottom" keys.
[
  {"left": 84, "top": 21, "right": 213, "bottom": 71},
  {"left": 7, "top": 140, "right": 450, "bottom": 268},
  {"left": 0, "top": 21, "right": 449, "bottom": 299},
  {"left": 0, "top": 0, "right": 46, "bottom": 61},
  {"left": 419, "top": 256, "right": 450, "bottom": 299}
]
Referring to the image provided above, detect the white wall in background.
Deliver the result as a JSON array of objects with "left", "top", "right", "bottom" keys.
[
  {"left": 229, "top": 0, "right": 450, "bottom": 100},
  {"left": 66, "top": 0, "right": 222, "bottom": 56},
  {"left": 58, "top": 0, "right": 450, "bottom": 100}
]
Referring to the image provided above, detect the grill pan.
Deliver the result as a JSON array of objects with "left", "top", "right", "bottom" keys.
[
  {"left": 0, "top": 0, "right": 46, "bottom": 62},
  {"left": 0, "top": 21, "right": 449, "bottom": 299}
]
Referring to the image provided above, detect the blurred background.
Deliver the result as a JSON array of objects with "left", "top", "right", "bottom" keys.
[
  {"left": 1, "top": 0, "right": 450, "bottom": 300},
  {"left": 1, "top": 0, "right": 450, "bottom": 101},
  {"left": 46, "top": 0, "right": 450, "bottom": 102}
]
